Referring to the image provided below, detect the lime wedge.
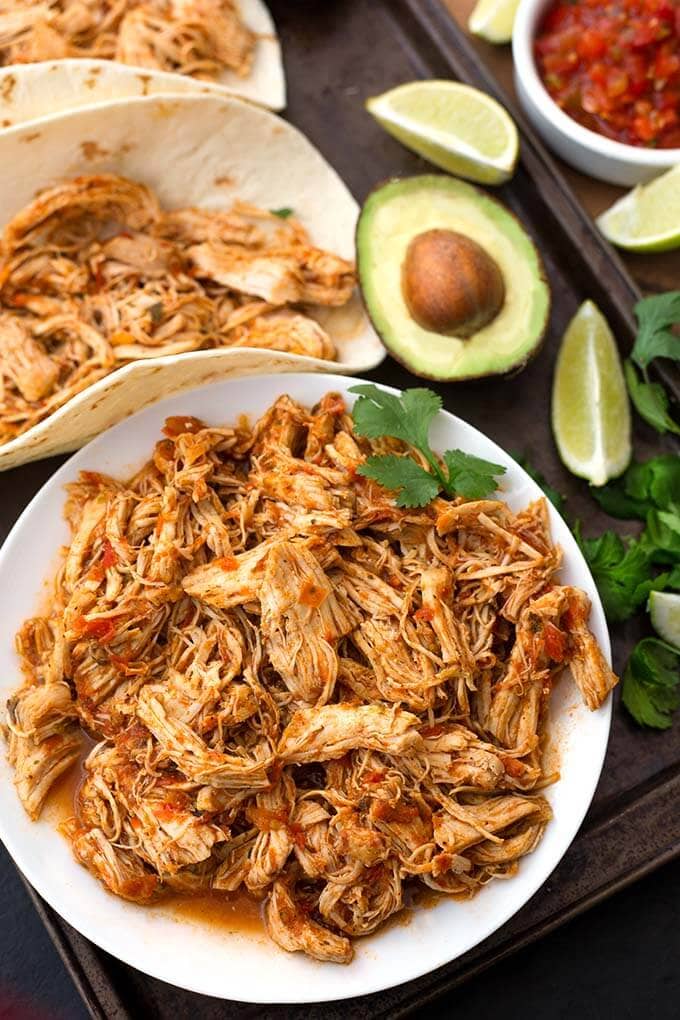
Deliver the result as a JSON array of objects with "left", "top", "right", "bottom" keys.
[
  {"left": 649, "top": 590, "right": 680, "bottom": 649},
  {"left": 552, "top": 300, "right": 631, "bottom": 486},
  {"left": 366, "top": 81, "right": 519, "bottom": 185},
  {"left": 469, "top": 0, "right": 521, "bottom": 43},
  {"left": 597, "top": 165, "right": 680, "bottom": 252}
]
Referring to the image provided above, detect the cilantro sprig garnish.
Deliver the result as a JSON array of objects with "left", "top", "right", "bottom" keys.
[
  {"left": 349, "top": 384, "right": 506, "bottom": 508},
  {"left": 622, "top": 638, "right": 680, "bottom": 730},
  {"left": 575, "top": 526, "right": 675, "bottom": 623},
  {"left": 576, "top": 442, "right": 680, "bottom": 727},
  {"left": 593, "top": 454, "right": 680, "bottom": 521},
  {"left": 631, "top": 292, "right": 680, "bottom": 368},
  {"left": 624, "top": 291, "right": 680, "bottom": 435}
]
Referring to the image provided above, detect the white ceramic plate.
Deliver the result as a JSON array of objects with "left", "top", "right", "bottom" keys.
[{"left": 0, "top": 373, "right": 613, "bottom": 1003}]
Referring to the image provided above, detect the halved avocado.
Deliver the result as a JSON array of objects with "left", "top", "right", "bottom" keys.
[{"left": 356, "top": 175, "right": 550, "bottom": 381}]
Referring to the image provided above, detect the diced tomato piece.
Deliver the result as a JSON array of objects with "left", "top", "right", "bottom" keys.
[
  {"left": 544, "top": 621, "right": 568, "bottom": 662},
  {"left": 215, "top": 555, "right": 238, "bottom": 571},
  {"left": 298, "top": 580, "right": 327, "bottom": 608},
  {"left": 162, "top": 415, "right": 205, "bottom": 438},
  {"left": 363, "top": 770, "right": 386, "bottom": 784},
  {"left": 578, "top": 29, "right": 606, "bottom": 59},
  {"left": 101, "top": 539, "right": 117, "bottom": 570},
  {"left": 75, "top": 616, "right": 116, "bottom": 643},
  {"left": 501, "top": 756, "right": 525, "bottom": 779}
]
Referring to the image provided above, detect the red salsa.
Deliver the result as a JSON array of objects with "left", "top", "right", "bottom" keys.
[{"left": 535, "top": 0, "right": 680, "bottom": 149}]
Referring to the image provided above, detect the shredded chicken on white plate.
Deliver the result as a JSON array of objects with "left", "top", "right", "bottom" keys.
[
  {"left": 0, "top": 174, "right": 354, "bottom": 446},
  {"left": 0, "top": 0, "right": 256, "bottom": 81},
  {"left": 3, "top": 392, "right": 618, "bottom": 963}
]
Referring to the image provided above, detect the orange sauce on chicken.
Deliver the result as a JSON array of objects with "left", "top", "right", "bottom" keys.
[
  {"left": 163, "top": 889, "right": 264, "bottom": 935},
  {"left": 44, "top": 744, "right": 264, "bottom": 937},
  {"left": 44, "top": 735, "right": 95, "bottom": 824},
  {"left": 298, "top": 580, "right": 327, "bottom": 608},
  {"left": 43, "top": 758, "right": 84, "bottom": 824}
]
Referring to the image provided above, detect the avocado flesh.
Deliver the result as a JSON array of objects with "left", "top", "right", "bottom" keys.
[{"left": 357, "top": 175, "right": 550, "bottom": 380}]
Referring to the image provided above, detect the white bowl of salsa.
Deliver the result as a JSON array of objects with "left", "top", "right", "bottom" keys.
[{"left": 513, "top": 0, "right": 680, "bottom": 186}]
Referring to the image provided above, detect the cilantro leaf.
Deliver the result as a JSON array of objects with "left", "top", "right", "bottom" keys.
[
  {"left": 349, "top": 384, "right": 506, "bottom": 508},
  {"left": 443, "top": 449, "right": 506, "bottom": 500},
  {"left": 642, "top": 509, "right": 680, "bottom": 565},
  {"left": 576, "top": 527, "right": 658, "bottom": 622},
  {"left": 513, "top": 453, "right": 566, "bottom": 513},
  {"left": 665, "top": 565, "right": 680, "bottom": 589},
  {"left": 627, "top": 455, "right": 680, "bottom": 512},
  {"left": 357, "top": 454, "right": 440, "bottom": 508},
  {"left": 350, "top": 384, "right": 442, "bottom": 456},
  {"left": 631, "top": 292, "right": 680, "bottom": 369},
  {"left": 577, "top": 518, "right": 678, "bottom": 621},
  {"left": 622, "top": 637, "right": 680, "bottom": 729},
  {"left": 270, "top": 207, "right": 294, "bottom": 219},
  {"left": 624, "top": 360, "right": 680, "bottom": 435},
  {"left": 592, "top": 454, "right": 680, "bottom": 519},
  {"left": 591, "top": 484, "right": 649, "bottom": 520}
]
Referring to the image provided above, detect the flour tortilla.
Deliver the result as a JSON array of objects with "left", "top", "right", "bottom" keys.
[
  {"left": 0, "top": 0, "right": 285, "bottom": 126},
  {"left": 0, "top": 93, "right": 384, "bottom": 470}
]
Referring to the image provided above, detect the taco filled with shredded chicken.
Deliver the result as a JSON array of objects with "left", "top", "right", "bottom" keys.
[
  {"left": 0, "top": 0, "right": 285, "bottom": 126},
  {"left": 0, "top": 93, "right": 383, "bottom": 470}
]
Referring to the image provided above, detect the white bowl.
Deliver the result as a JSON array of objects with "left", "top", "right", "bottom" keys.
[
  {"left": 513, "top": 0, "right": 680, "bottom": 186},
  {"left": 0, "top": 373, "right": 613, "bottom": 1003}
]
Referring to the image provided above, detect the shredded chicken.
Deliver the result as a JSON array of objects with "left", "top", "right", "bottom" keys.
[
  {"left": 2, "top": 391, "right": 618, "bottom": 962},
  {"left": 0, "top": 0, "right": 256, "bottom": 81},
  {"left": 0, "top": 175, "right": 354, "bottom": 446}
]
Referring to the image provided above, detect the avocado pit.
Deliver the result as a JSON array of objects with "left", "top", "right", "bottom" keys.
[{"left": 401, "top": 228, "right": 505, "bottom": 338}]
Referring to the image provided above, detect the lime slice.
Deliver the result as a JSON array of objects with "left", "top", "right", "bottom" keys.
[
  {"left": 649, "top": 590, "right": 680, "bottom": 649},
  {"left": 552, "top": 300, "right": 631, "bottom": 486},
  {"left": 469, "top": 0, "right": 521, "bottom": 43},
  {"left": 597, "top": 165, "right": 680, "bottom": 252},
  {"left": 366, "top": 81, "right": 519, "bottom": 186}
]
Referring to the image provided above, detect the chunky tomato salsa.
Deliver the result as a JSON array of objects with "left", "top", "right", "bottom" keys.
[{"left": 535, "top": 0, "right": 680, "bottom": 149}]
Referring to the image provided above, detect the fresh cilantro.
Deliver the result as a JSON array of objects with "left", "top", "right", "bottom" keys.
[
  {"left": 631, "top": 292, "right": 680, "bottom": 369},
  {"left": 443, "top": 449, "right": 507, "bottom": 500},
  {"left": 626, "top": 293, "right": 680, "bottom": 432},
  {"left": 592, "top": 455, "right": 680, "bottom": 520},
  {"left": 358, "top": 454, "right": 439, "bottom": 508},
  {"left": 642, "top": 509, "right": 680, "bottom": 565},
  {"left": 580, "top": 290, "right": 680, "bottom": 730},
  {"left": 622, "top": 637, "right": 680, "bottom": 729},
  {"left": 627, "top": 455, "right": 680, "bottom": 512},
  {"left": 270, "top": 207, "right": 294, "bottom": 219},
  {"left": 513, "top": 453, "right": 566, "bottom": 513},
  {"left": 575, "top": 525, "right": 668, "bottom": 622},
  {"left": 591, "top": 483, "right": 649, "bottom": 520},
  {"left": 350, "top": 384, "right": 506, "bottom": 507},
  {"left": 351, "top": 385, "right": 442, "bottom": 453},
  {"left": 624, "top": 360, "right": 680, "bottom": 435}
]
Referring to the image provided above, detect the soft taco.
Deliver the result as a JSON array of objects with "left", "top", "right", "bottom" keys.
[
  {"left": 0, "top": 93, "right": 384, "bottom": 470},
  {"left": 0, "top": 0, "right": 285, "bottom": 124}
]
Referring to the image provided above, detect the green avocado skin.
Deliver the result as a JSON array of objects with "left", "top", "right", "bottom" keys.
[{"left": 356, "top": 175, "right": 551, "bottom": 382}]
